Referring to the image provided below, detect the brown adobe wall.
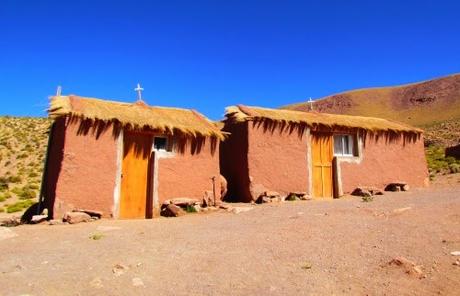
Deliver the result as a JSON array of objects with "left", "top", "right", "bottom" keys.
[
  {"left": 44, "top": 117, "right": 118, "bottom": 218},
  {"left": 339, "top": 134, "right": 429, "bottom": 193},
  {"left": 219, "top": 122, "right": 251, "bottom": 202},
  {"left": 157, "top": 139, "right": 221, "bottom": 204},
  {"left": 246, "top": 122, "right": 309, "bottom": 200}
]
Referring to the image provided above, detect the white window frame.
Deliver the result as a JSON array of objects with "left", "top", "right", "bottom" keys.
[{"left": 334, "top": 134, "right": 355, "bottom": 157}]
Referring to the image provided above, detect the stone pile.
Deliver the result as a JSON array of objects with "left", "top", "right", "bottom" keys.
[
  {"left": 351, "top": 187, "right": 384, "bottom": 197},
  {"left": 385, "top": 182, "right": 410, "bottom": 192}
]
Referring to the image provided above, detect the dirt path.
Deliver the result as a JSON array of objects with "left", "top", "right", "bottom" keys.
[{"left": 1, "top": 178, "right": 460, "bottom": 295}]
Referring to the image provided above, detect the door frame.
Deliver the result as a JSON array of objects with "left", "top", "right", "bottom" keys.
[
  {"left": 112, "top": 129, "right": 176, "bottom": 219},
  {"left": 309, "top": 131, "right": 335, "bottom": 198},
  {"left": 307, "top": 129, "right": 364, "bottom": 199}
]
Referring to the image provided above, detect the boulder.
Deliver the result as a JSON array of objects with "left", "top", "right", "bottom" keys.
[
  {"left": 161, "top": 204, "right": 185, "bottom": 217},
  {"left": 49, "top": 219, "right": 65, "bottom": 225},
  {"left": 300, "top": 194, "right": 312, "bottom": 201},
  {"left": 63, "top": 212, "right": 92, "bottom": 224},
  {"left": 388, "top": 257, "right": 424, "bottom": 278},
  {"left": 220, "top": 175, "right": 228, "bottom": 199},
  {"left": 31, "top": 215, "right": 48, "bottom": 224},
  {"left": 351, "top": 187, "right": 372, "bottom": 197},
  {"left": 0, "top": 217, "right": 21, "bottom": 227},
  {"left": 385, "top": 182, "right": 408, "bottom": 192},
  {"left": 163, "top": 198, "right": 200, "bottom": 207},
  {"left": 73, "top": 209, "right": 103, "bottom": 219},
  {"left": 264, "top": 191, "right": 280, "bottom": 198}
]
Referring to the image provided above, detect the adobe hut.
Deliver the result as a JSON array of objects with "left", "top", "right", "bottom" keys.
[
  {"left": 42, "top": 95, "right": 224, "bottom": 219},
  {"left": 220, "top": 105, "right": 429, "bottom": 202}
]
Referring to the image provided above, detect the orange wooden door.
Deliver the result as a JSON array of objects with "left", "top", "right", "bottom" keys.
[
  {"left": 120, "top": 132, "right": 153, "bottom": 219},
  {"left": 312, "top": 133, "right": 334, "bottom": 198}
]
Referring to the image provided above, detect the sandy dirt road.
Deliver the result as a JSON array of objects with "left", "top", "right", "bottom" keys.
[{"left": 1, "top": 176, "right": 459, "bottom": 295}]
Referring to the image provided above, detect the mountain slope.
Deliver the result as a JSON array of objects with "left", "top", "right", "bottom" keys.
[
  {"left": 284, "top": 73, "right": 460, "bottom": 127},
  {"left": 0, "top": 117, "right": 51, "bottom": 215}
]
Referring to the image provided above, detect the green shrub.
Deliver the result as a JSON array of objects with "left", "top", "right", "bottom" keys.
[
  {"left": 0, "top": 195, "right": 5, "bottom": 202},
  {"left": 0, "top": 207, "right": 4, "bottom": 213},
  {"left": 362, "top": 195, "right": 374, "bottom": 202},
  {"left": 185, "top": 205, "right": 198, "bottom": 213},
  {"left": 449, "top": 163, "right": 460, "bottom": 174},
  {"left": 8, "top": 175, "right": 21, "bottom": 183},
  {"left": 28, "top": 171, "right": 39, "bottom": 178},
  {"left": 6, "top": 200, "right": 34, "bottom": 213},
  {"left": 17, "top": 153, "right": 28, "bottom": 159}
]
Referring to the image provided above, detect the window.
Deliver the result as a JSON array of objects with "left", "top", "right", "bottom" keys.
[
  {"left": 334, "top": 135, "right": 355, "bottom": 156},
  {"left": 154, "top": 137, "right": 168, "bottom": 151}
]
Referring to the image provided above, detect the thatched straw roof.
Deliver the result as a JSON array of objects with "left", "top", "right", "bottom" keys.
[
  {"left": 49, "top": 95, "right": 225, "bottom": 140},
  {"left": 225, "top": 105, "right": 423, "bottom": 135}
]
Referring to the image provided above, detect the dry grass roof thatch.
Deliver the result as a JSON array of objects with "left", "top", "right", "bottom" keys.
[
  {"left": 49, "top": 95, "right": 225, "bottom": 140},
  {"left": 225, "top": 105, "right": 423, "bottom": 135}
]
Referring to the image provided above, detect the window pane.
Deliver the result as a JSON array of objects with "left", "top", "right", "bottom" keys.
[
  {"left": 154, "top": 137, "right": 167, "bottom": 150},
  {"left": 343, "top": 136, "right": 350, "bottom": 155},
  {"left": 334, "top": 135, "right": 344, "bottom": 155}
]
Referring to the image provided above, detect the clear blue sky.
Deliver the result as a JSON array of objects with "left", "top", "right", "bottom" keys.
[{"left": 1, "top": 0, "right": 459, "bottom": 120}]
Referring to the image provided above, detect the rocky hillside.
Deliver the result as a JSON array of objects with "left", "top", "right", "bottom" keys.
[
  {"left": 284, "top": 73, "right": 460, "bottom": 128},
  {"left": 0, "top": 117, "right": 51, "bottom": 215},
  {"left": 284, "top": 73, "right": 460, "bottom": 175}
]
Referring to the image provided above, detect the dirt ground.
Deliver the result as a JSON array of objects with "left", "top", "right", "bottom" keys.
[{"left": 1, "top": 175, "right": 459, "bottom": 296}]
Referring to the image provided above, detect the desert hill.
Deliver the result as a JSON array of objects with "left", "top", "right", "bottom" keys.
[
  {"left": 283, "top": 73, "right": 460, "bottom": 128},
  {"left": 0, "top": 117, "right": 51, "bottom": 215}
]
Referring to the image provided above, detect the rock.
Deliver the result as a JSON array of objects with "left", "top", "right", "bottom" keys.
[
  {"left": 385, "top": 182, "right": 408, "bottom": 192},
  {"left": 202, "top": 191, "right": 215, "bottom": 207},
  {"left": 163, "top": 198, "right": 200, "bottom": 207},
  {"left": 249, "top": 182, "right": 267, "bottom": 202},
  {"left": 132, "top": 277, "right": 145, "bottom": 287},
  {"left": 73, "top": 209, "right": 103, "bottom": 219},
  {"left": 48, "top": 219, "right": 65, "bottom": 225},
  {"left": 256, "top": 195, "right": 272, "bottom": 204},
  {"left": 220, "top": 175, "right": 228, "bottom": 199},
  {"left": 0, "top": 217, "right": 21, "bottom": 227},
  {"left": 291, "top": 191, "right": 307, "bottom": 196},
  {"left": 264, "top": 191, "right": 280, "bottom": 198},
  {"left": 352, "top": 187, "right": 383, "bottom": 197},
  {"left": 351, "top": 187, "right": 372, "bottom": 197},
  {"left": 219, "top": 203, "right": 231, "bottom": 210},
  {"left": 451, "top": 251, "right": 460, "bottom": 256},
  {"left": 389, "top": 257, "right": 424, "bottom": 278},
  {"left": 219, "top": 204, "right": 233, "bottom": 212},
  {"left": 192, "top": 205, "right": 201, "bottom": 212},
  {"left": 300, "top": 194, "right": 312, "bottom": 200},
  {"left": 232, "top": 207, "right": 254, "bottom": 214},
  {"left": 112, "top": 264, "right": 128, "bottom": 277},
  {"left": 0, "top": 227, "right": 18, "bottom": 241},
  {"left": 453, "top": 260, "right": 460, "bottom": 266},
  {"left": 31, "top": 215, "right": 48, "bottom": 224},
  {"left": 63, "top": 212, "right": 91, "bottom": 224},
  {"left": 161, "top": 204, "right": 185, "bottom": 217}
]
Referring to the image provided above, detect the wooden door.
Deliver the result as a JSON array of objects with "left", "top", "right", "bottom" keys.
[
  {"left": 312, "top": 133, "right": 334, "bottom": 198},
  {"left": 120, "top": 132, "right": 153, "bottom": 218}
]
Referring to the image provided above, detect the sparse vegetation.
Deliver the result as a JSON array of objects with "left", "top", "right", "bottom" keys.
[
  {"left": 185, "top": 205, "right": 198, "bottom": 213},
  {"left": 89, "top": 233, "right": 104, "bottom": 240},
  {"left": 362, "top": 195, "right": 374, "bottom": 202},
  {"left": 6, "top": 200, "right": 35, "bottom": 213},
  {"left": 0, "top": 116, "right": 51, "bottom": 215},
  {"left": 426, "top": 145, "right": 460, "bottom": 175}
]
